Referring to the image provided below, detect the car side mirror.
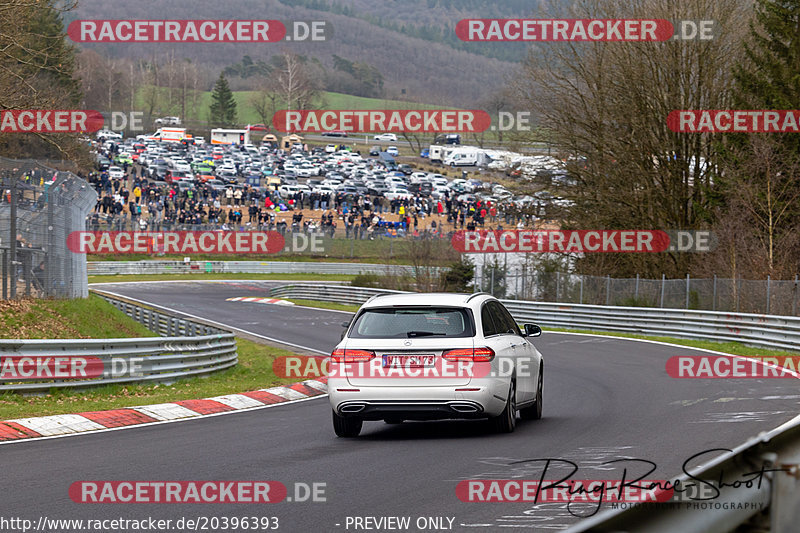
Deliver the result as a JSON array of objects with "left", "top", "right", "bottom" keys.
[{"left": 524, "top": 324, "right": 542, "bottom": 337}]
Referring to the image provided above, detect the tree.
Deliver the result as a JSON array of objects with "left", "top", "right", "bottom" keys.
[
  {"left": 274, "top": 52, "right": 320, "bottom": 112},
  {"left": 209, "top": 73, "right": 237, "bottom": 127},
  {"left": 0, "top": 0, "right": 86, "bottom": 161},
  {"left": 250, "top": 75, "right": 283, "bottom": 128},
  {"left": 440, "top": 257, "right": 474, "bottom": 292},
  {"left": 507, "top": 0, "right": 748, "bottom": 278},
  {"left": 711, "top": 0, "right": 800, "bottom": 278}
]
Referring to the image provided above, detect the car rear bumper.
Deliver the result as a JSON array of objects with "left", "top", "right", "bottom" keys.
[
  {"left": 329, "top": 382, "right": 507, "bottom": 420},
  {"left": 336, "top": 400, "right": 487, "bottom": 421}
]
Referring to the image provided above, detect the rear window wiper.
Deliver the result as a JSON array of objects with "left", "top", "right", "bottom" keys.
[{"left": 406, "top": 331, "right": 446, "bottom": 337}]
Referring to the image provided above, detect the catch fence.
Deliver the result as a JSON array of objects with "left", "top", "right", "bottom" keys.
[{"left": 0, "top": 157, "right": 96, "bottom": 299}]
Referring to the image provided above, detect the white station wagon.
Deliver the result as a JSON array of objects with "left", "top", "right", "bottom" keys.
[{"left": 329, "top": 292, "right": 544, "bottom": 437}]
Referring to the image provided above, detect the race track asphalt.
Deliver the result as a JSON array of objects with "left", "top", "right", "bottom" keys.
[{"left": 3, "top": 280, "right": 799, "bottom": 532}]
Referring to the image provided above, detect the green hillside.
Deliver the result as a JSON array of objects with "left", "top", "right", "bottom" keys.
[{"left": 135, "top": 88, "right": 444, "bottom": 127}]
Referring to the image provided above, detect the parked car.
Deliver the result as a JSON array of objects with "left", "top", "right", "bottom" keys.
[
  {"left": 108, "top": 166, "right": 125, "bottom": 179},
  {"left": 386, "top": 146, "right": 399, "bottom": 157},
  {"left": 329, "top": 292, "right": 544, "bottom": 437}
]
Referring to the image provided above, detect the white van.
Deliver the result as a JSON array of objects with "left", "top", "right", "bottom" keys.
[{"left": 444, "top": 149, "right": 479, "bottom": 167}]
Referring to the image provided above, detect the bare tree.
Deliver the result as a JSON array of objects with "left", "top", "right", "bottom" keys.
[
  {"left": 274, "top": 51, "right": 320, "bottom": 112},
  {"left": 250, "top": 76, "right": 282, "bottom": 127},
  {"left": 713, "top": 137, "right": 800, "bottom": 278},
  {"left": 507, "top": 0, "right": 750, "bottom": 277}
]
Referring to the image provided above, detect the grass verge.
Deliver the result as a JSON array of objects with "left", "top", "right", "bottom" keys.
[
  {"left": 88, "top": 273, "right": 355, "bottom": 284},
  {"left": 287, "top": 299, "right": 359, "bottom": 313},
  {"left": 0, "top": 295, "right": 156, "bottom": 339},
  {"left": 0, "top": 338, "right": 302, "bottom": 419}
]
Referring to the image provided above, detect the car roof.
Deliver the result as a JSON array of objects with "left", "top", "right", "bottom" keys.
[{"left": 361, "top": 292, "right": 493, "bottom": 309}]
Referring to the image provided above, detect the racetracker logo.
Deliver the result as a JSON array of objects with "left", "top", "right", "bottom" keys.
[
  {"left": 452, "top": 230, "right": 714, "bottom": 253},
  {"left": 456, "top": 479, "right": 673, "bottom": 503},
  {"left": 272, "top": 110, "right": 492, "bottom": 134},
  {"left": 67, "top": 231, "right": 285, "bottom": 254},
  {"left": 273, "top": 354, "right": 510, "bottom": 380},
  {"left": 666, "top": 355, "right": 800, "bottom": 378},
  {"left": 67, "top": 20, "right": 286, "bottom": 43},
  {"left": 668, "top": 110, "right": 800, "bottom": 133},
  {"left": 0, "top": 110, "right": 104, "bottom": 133},
  {"left": 70, "top": 481, "right": 287, "bottom": 503},
  {"left": 0, "top": 356, "right": 103, "bottom": 379},
  {"left": 0, "top": 355, "right": 144, "bottom": 379},
  {"left": 456, "top": 19, "right": 674, "bottom": 41},
  {"left": 452, "top": 230, "right": 670, "bottom": 253},
  {"left": 274, "top": 352, "right": 542, "bottom": 379}
]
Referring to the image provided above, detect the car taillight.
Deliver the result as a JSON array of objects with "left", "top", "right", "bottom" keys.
[
  {"left": 331, "top": 348, "right": 376, "bottom": 363},
  {"left": 442, "top": 347, "right": 495, "bottom": 362}
]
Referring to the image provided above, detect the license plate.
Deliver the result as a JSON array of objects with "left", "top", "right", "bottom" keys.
[{"left": 383, "top": 354, "right": 435, "bottom": 368}]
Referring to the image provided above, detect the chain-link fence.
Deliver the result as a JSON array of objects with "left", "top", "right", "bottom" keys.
[
  {"left": 0, "top": 157, "right": 97, "bottom": 299},
  {"left": 473, "top": 255, "right": 800, "bottom": 316}
]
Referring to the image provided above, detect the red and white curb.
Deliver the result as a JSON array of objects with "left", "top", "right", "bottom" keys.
[
  {"left": 226, "top": 297, "right": 295, "bottom": 306},
  {"left": 0, "top": 378, "right": 327, "bottom": 442}
]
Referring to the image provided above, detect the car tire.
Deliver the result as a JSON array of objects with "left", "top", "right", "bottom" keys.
[
  {"left": 332, "top": 410, "right": 362, "bottom": 437},
  {"left": 520, "top": 366, "right": 543, "bottom": 420},
  {"left": 492, "top": 380, "right": 516, "bottom": 433}
]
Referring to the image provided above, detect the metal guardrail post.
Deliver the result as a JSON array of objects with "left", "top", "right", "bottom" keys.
[
  {"left": 713, "top": 275, "right": 717, "bottom": 311},
  {"left": 767, "top": 275, "right": 772, "bottom": 315},
  {"left": 686, "top": 273, "right": 690, "bottom": 309},
  {"left": 2, "top": 249, "right": 6, "bottom": 300},
  {"left": 8, "top": 174, "right": 17, "bottom": 299},
  {"left": 556, "top": 272, "right": 560, "bottom": 302},
  {"left": 737, "top": 277, "right": 741, "bottom": 312}
]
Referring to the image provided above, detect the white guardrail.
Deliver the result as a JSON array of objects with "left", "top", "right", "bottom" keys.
[
  {"left": 269, "top": 283, "right": 800, "bottom": 532},
  {"left": 87, "top": 260, "right": 435, "bottom": 276},
  {"left": 0, "top": 292, "right": 237, "bottom": 393},
  {"left": 269, "top": 284, "right": 800, "bottom": 353}
]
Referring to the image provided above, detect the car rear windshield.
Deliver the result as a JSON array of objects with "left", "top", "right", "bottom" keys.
[{"left": 349, "top": 307, "right": 475, "bottom": 338}]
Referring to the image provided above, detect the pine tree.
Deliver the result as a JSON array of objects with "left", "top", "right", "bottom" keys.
[
  {"left": 209, "top": 73, "right": 238, "bottom": 126},
  {"left": 717, "top": 0, "right": 800, "bottom": 276},
  {"left": 24, "top": 1, "right": 82, "bottom": 105},
  {"left": 0, "top": 0, "right": 84, "bottom": 159},
  {"left": 732, "top": 0, "right": 800, "bottom": 151}
]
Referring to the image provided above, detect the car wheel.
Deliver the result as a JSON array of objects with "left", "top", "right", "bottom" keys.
[
  {"left": 520, "top": 365, "right": 543, "bottom": 420},
  {"left": 332, "top": 409, "right": 362, "bottom": 437},
  {"left": 492, "top": 380, "right": 516, "bottom": 433}
]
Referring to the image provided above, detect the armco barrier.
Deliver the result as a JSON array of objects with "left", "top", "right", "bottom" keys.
[
  {"left": 0, "top": 293, "right": 237, "bottom": 393},
  {"left": 270, "top": 284, "right": 404, "bottom": 306},
  {"left": 564, "top": 416, "right": 800, "bottom": 533},
  {"left": 268, "top": 284, "right": 800, "bottom": 353},
  {"left": 87, "top": 260, "right": 434, "bottom": 277}
]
